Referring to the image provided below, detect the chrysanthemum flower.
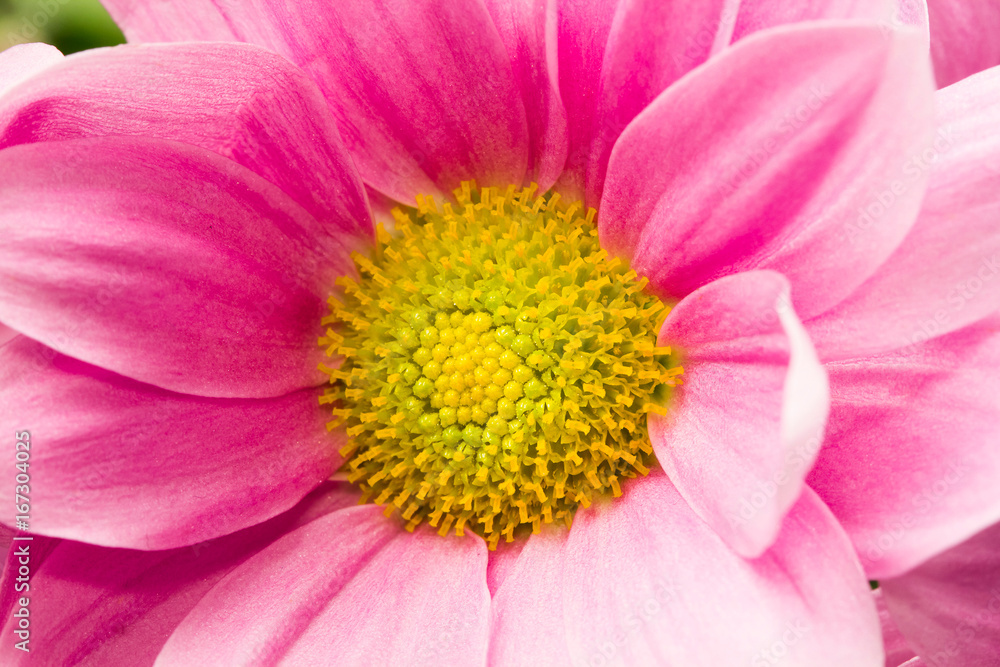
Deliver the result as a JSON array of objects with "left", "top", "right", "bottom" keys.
[{"left": 0, "top": 1, "right": 998, "bottom": 664}]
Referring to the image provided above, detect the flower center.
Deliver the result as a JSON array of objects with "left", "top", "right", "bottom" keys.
[{"left": 319, "top": 183, "right": 682, "bottom": 549}]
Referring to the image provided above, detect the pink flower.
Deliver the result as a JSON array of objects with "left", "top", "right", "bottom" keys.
[{"left": 0, "top": 1, "right": 997, "bottom": 664}]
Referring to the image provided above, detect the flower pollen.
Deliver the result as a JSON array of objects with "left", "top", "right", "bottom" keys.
[{"left": 319, "top": 183, "right": 683, "bottom": 549}]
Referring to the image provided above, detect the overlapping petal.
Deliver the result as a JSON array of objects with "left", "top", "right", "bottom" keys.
[
  {"left": 0, "top": 337, "right": 341, "bottom": 549},
  {"left": 580, "top": 0, "right": 736, "bottom": 203},
  {"left": 0, "top": 136, "right": 352, "bottom": 398},
  {"left": 0, "top": 323, "right": 16, "bottom": 348},
  {"left": 156, "top": 506, "right": 490, "bottom": 666},
  {"left": 489, "top": 472, "right": 882, "bottom": 666},
  {"left": 0, "top": 42, "right": 372, "bottom": 242},
  {"left": 484, "top": 0, "right": 567, "bottom": 191},
  {"left": 730, "top": 0, "right": 895, "bottom": 43},
  {"left": 555, "top": 0, "right": 732, "bottom": 202},
  {"left": 808, "top": 315, "right": 1000, "bottom": 579},
  {"left": 649, "top": 271, "right": 828, "bottom": 557},
  {"left": 926, "top": 0, "right": 1000, "bottom": 87},
  {"left": 600, "top": 23, "right": 935, "bottom": 320},
  {"left": 807, "top": 65, "right": 1000, "bottom": 361},
  {"left": 103, "top": 0, "right": 531, "bottom": 203},
  {"left": 882, "top": 521, "right": 1000, "bottom": 667},
  {"left": 875, "top": 588, "right": 920, "bottom": 667},
  {"left": 0, "top": 43, "right": 63, "bottom": 95},
  {"left": 0, "top": 483, "right": 359, "bottom": 666}
]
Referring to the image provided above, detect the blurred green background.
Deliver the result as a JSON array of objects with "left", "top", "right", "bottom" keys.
[{"left": 1, "top": 0, "right": 124, "bottom": 54}]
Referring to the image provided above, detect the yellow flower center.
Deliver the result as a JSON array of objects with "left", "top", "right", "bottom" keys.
[{"left": 319, "top": 183, "right": 682, "bottom": 549}]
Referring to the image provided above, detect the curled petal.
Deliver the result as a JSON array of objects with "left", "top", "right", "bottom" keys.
[
  {"left": 650, "top": 271, "right": 828, "bottom": 557},
  {"left": 0, "top": 337, "right": 341, "bottom": 549}
]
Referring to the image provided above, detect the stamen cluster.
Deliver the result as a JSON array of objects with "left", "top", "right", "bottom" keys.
[{"left": 320, "top": 183, "right": 681, "bottom": 548}]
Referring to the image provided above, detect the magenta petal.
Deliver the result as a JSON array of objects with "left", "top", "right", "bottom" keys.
[
  {"left": 730, "top": 0, "right": 895, "bottom": 43},
  {"left": 552, "top": 0, "right": 619, "bottom": 200},
  {"left": 650, "top": 271, "right": 828, "bottom": 557},
  {"left": 0, "top": 136, "right": 352, "bottom": 398},
  {"left": 927, "top": 0, "right": 1000, "bottom": 87},
  {"left": 808, "top": 316, "right": 1000, "bottom": 579},
  {"left": 0, "top": 43, "right": 62, "bottom": 95},
  {"left": 0, "top": 337, "right": 341, "bottom": 550},
  {"left": 0, "top": 483, "right": 358, "bottom": 666},
  {"left": 600, "top": 23, "right": 934, "bottom": 319},
  {"left": 157, "top": 507, "right": 489, "bottom": 665},
  {"left": 560, "top": 0, "right": 733, "bottom": 204},
  {"left": 266, "top": 0, "right": 531, "bottom": 202},
  {"left": 489, "top": 472, "right": 882, "bottom": 665},
  {"left": 875, "top": 589, "right": 920, "bottom": 667},
  {"left": 485, "top": 0, "right": 567, "bottom": 191},
  {"left": 882, "top": 521, "right": 1000, "bottom": 667},
  {"left": 807, "top": 65, "right": 1000, "bottom": 360},
  {"left": 106, "top": 0, "right": 530, "bottom": 202},
  {"left": 0, "top": 524, "right": 11, "bottom": 564},
  {"left": 0, "top": 42, "right": 372, "bottom": 243}
]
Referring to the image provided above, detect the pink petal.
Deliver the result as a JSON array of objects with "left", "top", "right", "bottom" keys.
[
  {"left": 808, "top": 315, "right": 1000, "bottom": 579},
  {"left": 551, "top": 0, "right": 618, "bottom": 200},
  {"left": 926, "top": 0, "right": 1000, "bottom": 87},
  {"left": 0, "top": 136, "right": 352, "bottom": 398},
  {"left": 650, "top": 271, "right": 828, "bottom": 557},
  {"left": 0, "top": 43, "right": 62, "bottom": 96},
  {"left": 489, "top": 471, "right": 882, "bottom": 666},
  {"left": 0, "top": 483, "right": 359, "bottom": 666},
  {"left": 104, "top": 0, "right": 530, "bottom": 203},
  {"left": 102, "top": 0, "right": 240, "bottom": 41},
  {"left": 730, "top": 0, "right": 895, "bottom": 43},
  {"left": 600, "top": 23, "right": 935, "bottom": 319},
  {"left": 555, "top": 0, "right": 732, "bottom": 202},
  {"left": 881, "top": 521, "right": 1000, "bottom": 667},
  {"left": 484, "top": 0, "right": 567, "bottom": 191},
  {"left": 875, "top": 588, "right": 920, "bottom": 667},
  {"left": 0, "top": 324, "right": 16, "bottom": 348},
  {"left": 486, "top": 539, "right": 527, "bottom": 597},
  {"left": 0, "top": 337, "right": 341, "bottom": 550},
  {"left": 893, "top": 0, "right": 930, "bottom": 32},
  {"left": 807, "top": 65, "right": 1000, "bottom": 361},
  {"left": 0, "top": 42, "right": 372, "bottom": 243},
  {"left": 157, "top": 507, "right": 490, "bottom": 665}
]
